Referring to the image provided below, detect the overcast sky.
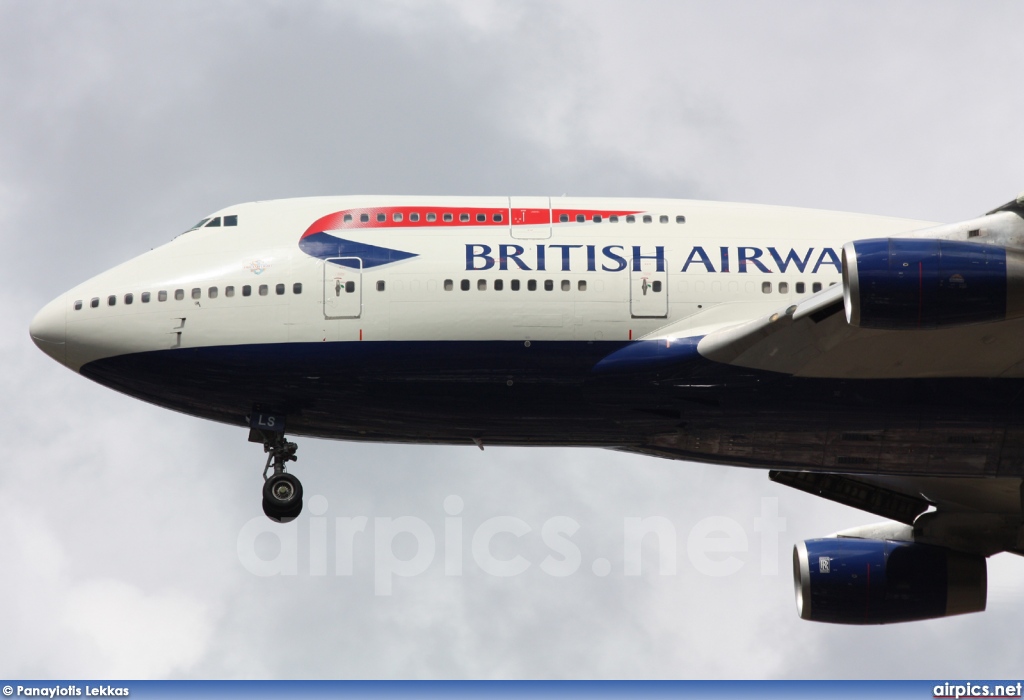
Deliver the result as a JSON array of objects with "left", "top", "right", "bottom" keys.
[{"left": 3, "top": 0, "right": 1024, "bottom": 680}]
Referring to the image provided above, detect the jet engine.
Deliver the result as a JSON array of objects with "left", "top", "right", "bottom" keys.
[
  {"left": 793, "top": 538, "right": 986, "bottom": 624},
  {"left": 841, "top": 238, "right": 1024, "bottom": 329}
]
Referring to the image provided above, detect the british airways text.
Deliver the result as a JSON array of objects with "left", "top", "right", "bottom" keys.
[{"left": 465, "top": 244, "right": 842, "bottom": 274}]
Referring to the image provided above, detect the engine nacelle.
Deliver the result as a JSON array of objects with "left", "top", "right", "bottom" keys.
[
  {"left": 841, "top": 238, "right": 1024, "bottom": 329},
  {"left": 793, "top": 538, "right": 986, "bottom": 624}
]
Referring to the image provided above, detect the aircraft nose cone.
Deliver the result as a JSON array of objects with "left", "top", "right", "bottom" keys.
[{"left": 30, "top": 293, "right": 67, "bottom": 365}]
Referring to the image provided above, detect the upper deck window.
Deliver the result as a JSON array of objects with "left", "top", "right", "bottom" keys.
[
  {"left": 393, "top": 212, "right": 403, "bottom": 222},
  {"left": 205, "top": 217, "right": 221, "bottom": 227},
  {"left": 676, "top": 215, "right": 686, "bottom": 223},
  {"left": 410, "top": 213, "right": 420, "bottom": 222},
  {"left": 642, "top": 215, "right": 652, "bottom": 223},
  {"left": 576, "top": 214, "right": 585, "bottom": 223},
  {"left": 360, "top": 213, "right": 370, "bottom": 223},
  {"left": 460, "top": 213, "right": 470, "bottom": 222},
  {"left": 493, "top": 212, "right": 503, "bottom": 222},
  {"left": 559, "top": 214, "right": 569, "bottom": 223},
  {"left": 626, "top": 215, "right": 635, "bottom": 223},
  {"left": 427, "top": 213, "right": 437, "bottom": 222},
  {"left": 443, "top": 213, "right": 453, "bottom": 222},
  {"left": 376, "top": 213, "right": 386, "bottom": 222},
  {"left": 476, "top": 213, "right": 486, "bottom": 223},
  {"left": 343, "top": 214, "right": 353, "bottom": 223}
]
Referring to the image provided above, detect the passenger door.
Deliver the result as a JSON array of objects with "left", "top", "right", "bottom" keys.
[
  {"left": 323, "top": 258, "right": 362, "bottom": 319},
  {"left": 630, "top": 256, "right": 668, "bottom": 317}
]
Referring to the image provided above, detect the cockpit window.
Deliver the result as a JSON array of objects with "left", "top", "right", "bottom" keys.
[
  {"left": 184, "top": 218, "right": 210, "bottom": 233},
  {"left": 223, "top": 215, "right": 237, "bottom": 226},
  {"left": 205, "top": 217, "right": 222, "bottom": 227}
]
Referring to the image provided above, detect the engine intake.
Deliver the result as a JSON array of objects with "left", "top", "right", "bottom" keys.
[
  {"left": 842, "top": 238, "right": 1024, "bottom": 329},
  {"left": 794, "top": 538, "right": 986, "bottom": 624}
]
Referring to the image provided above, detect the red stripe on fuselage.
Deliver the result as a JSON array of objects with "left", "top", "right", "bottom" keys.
[{"left": 300, "top": 206, "right": 644, "bottom": 238}]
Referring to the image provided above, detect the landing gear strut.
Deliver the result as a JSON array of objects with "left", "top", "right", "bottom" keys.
[{"left": 260, "top": 432, "right": 303, "bottom": 523}]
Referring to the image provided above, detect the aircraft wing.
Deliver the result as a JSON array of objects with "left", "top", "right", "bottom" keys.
[{"left": 695, "top": 283, "right": 1024, "bottom": 379}]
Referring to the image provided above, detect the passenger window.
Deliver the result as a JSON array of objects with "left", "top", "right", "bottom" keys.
[
  {"left": 511, "top": 279, "right": 520, "bottom": 291},
  {"left": 443, "top": 213, "right": 453, "bottom": 222},
  {"left": 376, "top": 281, "right": 385, "bottom": 292},
  {"left": 796, "top": 282, "right": 805, "bottom": 294},
  {"left": 559, "top": 214, "right": 569, "bottom": 222},
  {"left": 527, "top": 280, "right": 537, "bottom": 291},
  {"left": 444, "top": 279, "right": 453, "bottom": 291},
  {"left": 476, "top": 213, "right": 486, "bottom": 223},
  {"left": 593, "top": 215, "right": 602, "bottom": 223},
  {"left": 427, "top": 213, "right": 437, "bottom": 222},
  {"left": 652, "top": 281, "right": 662, "bottom": 292},
  {"left": 141, "top": 292, "right": 151, "bottom": 303},
  {"left": 192, "top": 288, "right": 201, "bottom": 299},
  {"left": 343, "top": 214, "right": 353, "bottom": 222},
  {"left": 460, "top": 213, "right": 470, "bottom": 222},
  {"left": 259, "top": 285, "right": 268, "bottom": 296},
  {"left": 209, "top": 287, "right": 218, "bottom": 298},
  {"left": 812, "top": 282, "right": 822, "bottom": 293},
  {"left": 659, "top": 215, "right": 668, "bottom": 223},
  {"left": 495, "top": 279, "right": 504, "bottom": 291},
  {"left": 225, "top": 286, "right": 235, "bottom": 297},
  {"left": 578, "top": 280, "right": 587, "bottom": 291},
  {"left": 779, "top": 282, "right": 789, "bottom": 294},
  {"left": 293, "top": 283, "right": 302, "bottom": 294},
  {"left": 90, "top": 298, "right": 99, "bottom": 308},
  {"left": 576, "top": 214, "right": 585, "bottom": 223},
  {"left": 124, "top": 293, "right": 134, "bottom": 304},
  {"left": 275, "top": 283, "right": 284, "bottom": 295},
  {"left": 410, "top": 213, "right": 420, "bottom": 222},
  {"left": 360, "top": 213, "right": 369, "bottom": 223},
  {"left": 393, "top": 212, "right": 403, "bottom": 222},
  {"left": 492, "top": 213, "right": 503, "bottom": 222},
  {"left": 762, "top": 282, "right": 772, "bottom": 294},
  {"left": 205, "top": 217, "right": 221, "bottom": 227},
  {"left": 561, "top": 280, "right": 570, "bottom": 291},
  {"left": 544, "top": 280, "right": 553, "bottom": 291},
  {"left": 108, "top": 295, "right": 116, "bottom": 306},
  {"left": 224, "top": 215, "right": 238, "bottom": 226},
  {"left": 242, "top": 285, "right": 251, "bottom": 297},
  {"left": 478, "top": 279, "right": 487, "bottom": 291},
  {"left": 74, "top": 300, "right": 82, "bottom": 310},
  {"left": 460, "top": 279, "right": 470, "bottom": 291},
  {"left": 643, "top": 215, "right": 652, "bottom": 223},
  {"left": 626, "top": 215, "right": 635, "bottom": 223},
  {"left": 345, "top": 281, "right": 355, "bottom": 293},
  {"left": 676, "top": 215, "right": 686, "bottom": 223},
  {"left": 158, "top": 291, "right": 167, "bottom": 302},
  {"left": 609, "top": 215, "right": 619, "bottom": 222},
  {"left": 175, "top": 289, "right": 184, "bottom": 300}
]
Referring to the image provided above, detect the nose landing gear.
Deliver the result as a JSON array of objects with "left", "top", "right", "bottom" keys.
[
  {"left": 250, "top": 409, "right": 303, "bottom": 523},
  {"left": 261, "top": 434, "right": 302, "bottom": 522}
]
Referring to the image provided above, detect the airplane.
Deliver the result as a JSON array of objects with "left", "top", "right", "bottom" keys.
[{"left": 28, "top": 193, "right": 1024, "bottom": 625}]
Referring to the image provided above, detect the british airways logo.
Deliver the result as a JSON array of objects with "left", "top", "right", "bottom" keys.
[{"left": 466, "top": 244, "right": 841, "bottom": 273}]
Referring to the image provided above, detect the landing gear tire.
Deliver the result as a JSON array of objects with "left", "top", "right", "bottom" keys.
[
  {"left": 255, "top": 429, "right": 302, "bottom": 523},
  {"left": 262, "top": 472, "right": 303, "bottom": 522}
]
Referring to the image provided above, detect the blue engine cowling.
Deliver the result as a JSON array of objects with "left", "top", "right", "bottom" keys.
[
  {"left": 841, "top": 238, "right": 1024, "bottom": 329},
  {"left": 793, "top": 538, "right": 986, "bottom": 624}
]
